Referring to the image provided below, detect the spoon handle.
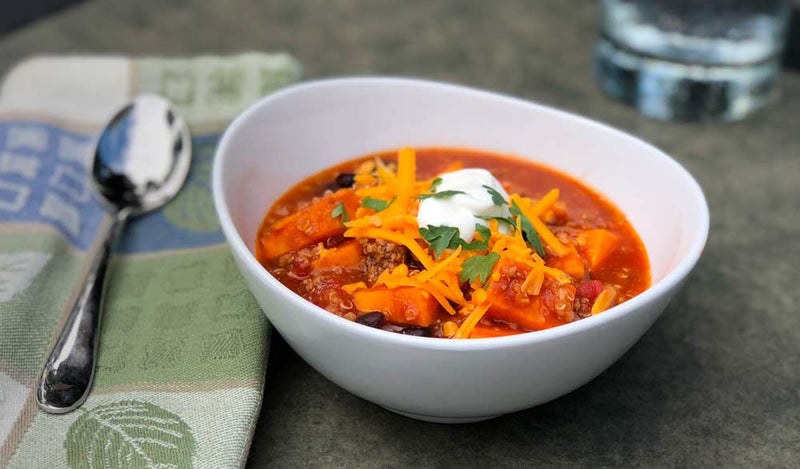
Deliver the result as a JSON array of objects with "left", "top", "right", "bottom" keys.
[{"left": 37, "top": 211, "right": 126, "bottom": 413}]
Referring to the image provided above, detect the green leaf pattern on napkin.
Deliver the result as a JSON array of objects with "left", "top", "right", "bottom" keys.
[{"left": 64, "top": 400, "right": 196, "bottom": 469}]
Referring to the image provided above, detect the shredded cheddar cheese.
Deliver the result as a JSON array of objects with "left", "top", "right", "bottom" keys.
[
  {"left": 417, "top": 246, "right": 463, "bottom": 282},
  {"left": 521, "top": 266, "right": 545, "bottom": 295},
  {"left": 531, "top": 188, "right": 560, "bottom": 216},
  {"left": 591, "top": 288, "right": 616, "bottom": 315},
  {"left": 454, "top": 302, "right": 491, "bottom": 339},
  {"left": 354, "top": 173, "right": 376, "bottom": 185},
  {"left": 510, "top": 194, "right": 570, "bottom": 256},
  {"left": 530, "top": 216, "right": 570, "bottom": 256},
  {"left": 394, "top": 147, "right": 416, "bottom": 212},
  {"left": 343, "top": 282, "right": 367, "bottom": 294},
  {"left": 375, "top": 158, "right": 398, "bottom": 188}
]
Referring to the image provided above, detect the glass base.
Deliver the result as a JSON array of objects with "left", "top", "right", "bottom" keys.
[{"left": 594, "top": 37, "right": 780, "bottom": 121}]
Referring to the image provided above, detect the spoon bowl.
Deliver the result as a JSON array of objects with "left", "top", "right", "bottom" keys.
[
  {"left": 37, "top": 94, "right": 191, "bottom": 413},
  {"left": 93, "top": 96, "right": 191, "bottom": 214}
]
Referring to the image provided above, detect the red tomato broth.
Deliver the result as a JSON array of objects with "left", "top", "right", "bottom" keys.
[{"left": 257, "top": 148, "right": 650, "bottom": 338}]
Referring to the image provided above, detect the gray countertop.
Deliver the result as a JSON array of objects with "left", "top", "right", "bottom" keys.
[{"left": 2, "top": 1, "right": 798, "bottom": 467}]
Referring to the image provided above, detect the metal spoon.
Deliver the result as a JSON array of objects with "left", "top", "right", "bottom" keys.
[{"left": 37, "top": 95, "right": 191, "bottom": 413}]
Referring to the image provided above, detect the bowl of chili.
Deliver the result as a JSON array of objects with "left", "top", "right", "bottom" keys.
[{"left": 212, "top": 77, "right": 709, "bottom": 422}]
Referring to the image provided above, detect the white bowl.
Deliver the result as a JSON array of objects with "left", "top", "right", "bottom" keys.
[{"left": 212, "top": 77, "right": 709, "bottom": 423}]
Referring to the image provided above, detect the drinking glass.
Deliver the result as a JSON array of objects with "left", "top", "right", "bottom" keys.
[{"left": 595, "top": 0, "right": 791, "bottom": 121}]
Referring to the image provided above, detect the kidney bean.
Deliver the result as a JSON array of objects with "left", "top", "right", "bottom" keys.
[{"left": 576, "top": 280, "right": 605, "bottom": 302}]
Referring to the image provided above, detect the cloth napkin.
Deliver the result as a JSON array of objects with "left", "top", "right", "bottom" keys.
[{"left": 0, "top": 53, "right": 301, "bottom": 468}]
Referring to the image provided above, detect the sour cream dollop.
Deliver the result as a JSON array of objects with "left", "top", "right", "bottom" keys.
[{"left": 416, "top": 168, "right": 511, "bottom": 242}]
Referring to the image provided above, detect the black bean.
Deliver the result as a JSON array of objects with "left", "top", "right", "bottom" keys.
[
  {"left": 356, "top": 312, "right": 386, "bottom": 328},
  {"left": 335, "top": 173, "right": 356, "bottom": 188},
  {"left": 323, "top": 235, "right": 347, "bottom": 248},
  {"left": 380, "top": 323, "right": 405, "bottom": 333},
  {"left": 405, "top": 251, "right": 425, "bottom": 272},
  {"left": 400, "top": 326, "right": 431, "bottom": 337}
]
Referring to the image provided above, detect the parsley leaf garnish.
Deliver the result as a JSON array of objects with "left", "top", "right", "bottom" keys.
[
  {"left": 419, "top": 224, "right": 492, "bottom": 257},
  {"left": 459, "top": 252, "right": 500, "bottom": 285},
  {"left": 361, "top": 196, "right": 390, "bottom": 212},
  {"left": 331, "top": 202, "right": 349, "bottom": 224},
  {"left": 415, "top": 190, "right": 466, "bottom": 201},
  {"left": 482, "top": 185, "right": 508, "bottom": 206},
  {"left": 459, "top": 224, "right": 492, "bottom": 251},
  {"left": 477, "top": 215, "right": 516, "bottom": 227},
  {"left": 429, "top": 177, "right": 442, "bottom": 191},
  {"left": 419, "top": 225, "right": 460, "bottom": 258},
  {"left": 509, "top": 201, "right": 545, "bottom": 257}
]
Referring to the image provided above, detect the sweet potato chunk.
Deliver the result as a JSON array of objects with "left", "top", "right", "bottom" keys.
[
  {"left": 352, "top": 286, "right": 438, "bottom": 327},
  {"left": 260, "top": 190, "right": 360, "bottom": 259},
  {"left": 578, "top": 229, "right": 620, "bottom": 271},
  {"left": 312, "top": 240, "right": 363, "bottom": 269},
  {"left": 547, "top": 248, "right": 586, "bottom": 279},
  {"left": 484, "top": 258, "right": 563, "bottom": 331},
  {"left": 469, "top": 324, "right": 525, "bottom": 338}
]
